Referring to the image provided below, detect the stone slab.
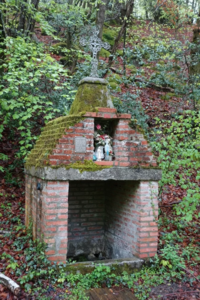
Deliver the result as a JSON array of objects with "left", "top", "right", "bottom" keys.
[
  {"left": 25, "top": 167, "right": 162, "bottom": 181},
  {"left": 75, "top": 137, "right": 86, "bottom": 153},
  {"left": 64, "top": 257, "right": 144, "bottom": 275},
  {"left": 79, "top": 77, "right": 108, "bottom": 85}
]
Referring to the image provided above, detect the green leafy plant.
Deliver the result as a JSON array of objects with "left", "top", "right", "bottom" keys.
[
  {"left": 0, "top": 36, "right": 71, "bottom": 174},
  {"left": 152, "top": 110, "right": 200, "bottom": 221}
]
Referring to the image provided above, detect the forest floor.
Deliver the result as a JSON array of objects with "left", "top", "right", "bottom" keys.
[{"left": 0, "top": 20, "right": 200, "bottom": 299}]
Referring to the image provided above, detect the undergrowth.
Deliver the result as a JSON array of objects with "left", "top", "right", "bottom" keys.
[{"left": 0, "top": 216, "right": 199, "bottom": 300}]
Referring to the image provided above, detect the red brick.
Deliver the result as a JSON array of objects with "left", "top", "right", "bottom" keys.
[
  {"left": 139, "top": 237, "right": 157, "bottom": 242},
  {"left": 48, "top": 256, "right": 66, "bottom": 261},
  {"left": 149, "top": 222, "right": 158, "bottom": 226},
  {"left": 150, "top": 232, "right": 159, "bottom": 236},
  {"left": 95, "top": 161, "right": 113, "bottom": 166},
  {"left": 117, "top": 113, "right": 131, "bottom": 119},
  {"left": 58, "top": 227, "right": 68, "bottom": 231},
  {"left": 103, "top": 113, "right": 112, "bottom": 118},
  {"left": 140, "top": 227, "right": 158, "bottom": 232},
  {"left": 149, "top": 242, "right": 158, "bottom": 247},
  {"left": 58, "top": 215, "right": 68, "bottom": 219},
  {"left": 46, "top": 209, "right": 68, "bottom": 214},
  {"left": 119, "top": 162, "right": 130, "bottom": 167},
  {"left": 46, "top": 221, "right": 68, "bottom": 226},
  {"left": 65, "top": 128, "right": 73, "bottom": 133},
  {"left": 63, "top": 150, "right": 73, "bottom": 154},
  {"left": 148, "top": 252, "right": 157, "bottom": 257},
  {"left": 46, "top": 250, "right": 56, "bottom": 255},
  {"left": 84, "top": 112, "right": 96, "bottom": 117},
  {"left": 74, "top": 123, "right": 84, "bottom": 128},
  {"left": 140, "top": 216, "right": 155, "bottom": 221},
  {"left": 49, "top": 155, "right": 71, "bottom": 160},
  {"left": 49, "top": 160, "right": 57, "bottom": 165},
  {"left": 118, "top": 157, "right": 128, "bottom": 161},
  {"left": 130, "top": 157, "right": 139, "bottom": 161},
  {"left": 97, "top": 107, "right": 117, "bottom": 113},
  {"left": 140, "top": 247, "right": 157, "bottom": 253},
  {"left": 141, "top": 141, "right": 148, "bottom": 145},
  {"left": 58, "top": 249, "right": 67, "bottom": 254},
  {"left": 138, "top": 253, "right": 149, "bottom": 258}
]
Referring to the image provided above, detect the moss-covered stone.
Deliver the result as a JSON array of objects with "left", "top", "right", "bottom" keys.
[
  {"left": 69, "top": 79, "right": 113, "bottom": 115},
  {"left": 99, "top": 48, "right": 111, "bottom": 58},
  {"left": 107, "top": 74, "right": 121, "bottom": 83},
  {"left": 107, "top": 74, "right": 121, "bottom": 92},
  {"left": 102, "top": 26, "right": 118, "bottom": 46},
  {"left": 127, "top": 64, "right": 137, "bottom": 74},
  {"left": 25, "top": 114, "right": 84, "bottom": 169},
  {"left": 116, "top": 49, "right": 123, "bottom": 56},
  {"left": 63, "top": 259, "right": 144, "bottom": 275},
  {"left": 109, "top": 82, "right": 121, "bottom": 92},
  {"left": 50, "top": 160, "right": 111, "bottom": 172}
]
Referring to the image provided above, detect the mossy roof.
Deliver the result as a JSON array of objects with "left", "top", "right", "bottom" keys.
[{"left": 25, "top": 113, "right": 84, "bottom": 169}]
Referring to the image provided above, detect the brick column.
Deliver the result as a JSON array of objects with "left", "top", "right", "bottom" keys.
[
  {"left": 134, "top": 181, "right": 159, "bottom": 259},
  {"left": 41, "top": 181, "right": 69, "bottom": 263}
]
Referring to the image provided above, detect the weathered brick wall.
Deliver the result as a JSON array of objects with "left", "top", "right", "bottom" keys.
[
  {"left": 41, "top": 181, "right": 69, "bottom": 262},
  {"left": 67, "top": 181, "right": 105, "bottom": 258},
  {"left": 49, "top": 118, "right": 94, "bottom": 166},
  {"left": 25, "top": 176, "right": 69, "bottom": 263},
  {"left": 47, "top": 108, "right": 157, "bottom": 168},
  {"left": 25, "top": 107, "right": 160, "bottom": 263},
  {"left": 105, "top": 181, "right": 158, "bottom": 259},
  {"left": 68, "top": 181, "right": 105, "bottom": 239},
  {"left": 112, "top": 119, "right": 157, "bottom": 167}
]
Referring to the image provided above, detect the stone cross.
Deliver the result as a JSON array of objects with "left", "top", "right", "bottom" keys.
[{"left": 80, "top": 27, "right": 110, "bottom": 78}]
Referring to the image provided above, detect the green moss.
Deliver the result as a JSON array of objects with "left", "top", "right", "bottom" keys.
[
  {"left": 116, "top": 49, "right": 123, "bottom": 56},
  {"left": 63, "top": 260, "right": 144, "bottom": 275},
  {"left": 51, "top": 43, "right": 68, "bottom": 55},
  {"left": 69, "top": 83, "right": 109, "bottom": 115},
  {"left": 107, "top": 74, "right": 121, "bottom": 83},
  {"left": 102, "top": 26, "right": 118, "bottom": 46},
  {"left": 160, "top": 93, "right": 180, "bottom": 101},
  {"left": 109, "top": 82, "right": 121, "bottom": 92},
  {"left": 25, "top": 114, "right": 85, "bottom": 169},
  {"left": 50, "top": 160, "right": 111, "bottom": 172},
  {"left": 99, "top": 48, "right": 111, "bottom": 58},
  {"left": 127, "top": 65, "right": 137, "bottom": 74}
]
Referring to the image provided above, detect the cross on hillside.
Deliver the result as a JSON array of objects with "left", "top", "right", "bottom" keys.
[{"left": 80, "top": 27, "right": 110, "bottom": 78}]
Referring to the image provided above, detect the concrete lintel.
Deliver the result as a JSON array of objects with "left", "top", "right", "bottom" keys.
[{"left": 25, "top": 167, "right": 162, "bottom": 181}]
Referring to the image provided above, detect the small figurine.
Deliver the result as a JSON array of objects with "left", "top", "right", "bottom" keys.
[{"left": 93, "top": 152, "right": 97, "bottom": 161}]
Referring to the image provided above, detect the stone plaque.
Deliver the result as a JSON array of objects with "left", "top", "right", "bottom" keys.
[{"left": 75, "top": 137, "right": 86, "bottom": 153}]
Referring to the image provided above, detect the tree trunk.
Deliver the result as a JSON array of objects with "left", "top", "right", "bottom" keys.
[
  {"left": 0, "top": 6, "right": 6, "bottom": 77},
  {"left": 18, "top": 0, "right": 27, "bottom": 33},
  {"left": 26, "top": 0, "right": 40, "bottom": 34},
  {"left": 96, "top": 0, "right": 107, "bottom": 39},
  {"left": 109, "top": 0, "right": 134, "bottom": 60}
]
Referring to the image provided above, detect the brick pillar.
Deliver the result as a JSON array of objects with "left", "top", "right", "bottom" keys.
[
  {"left": 41, "top": 181, "right": 69, "bottom": 263},
  {"left": 134, "top": 181, "right": 159, "bottom": 259}
]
